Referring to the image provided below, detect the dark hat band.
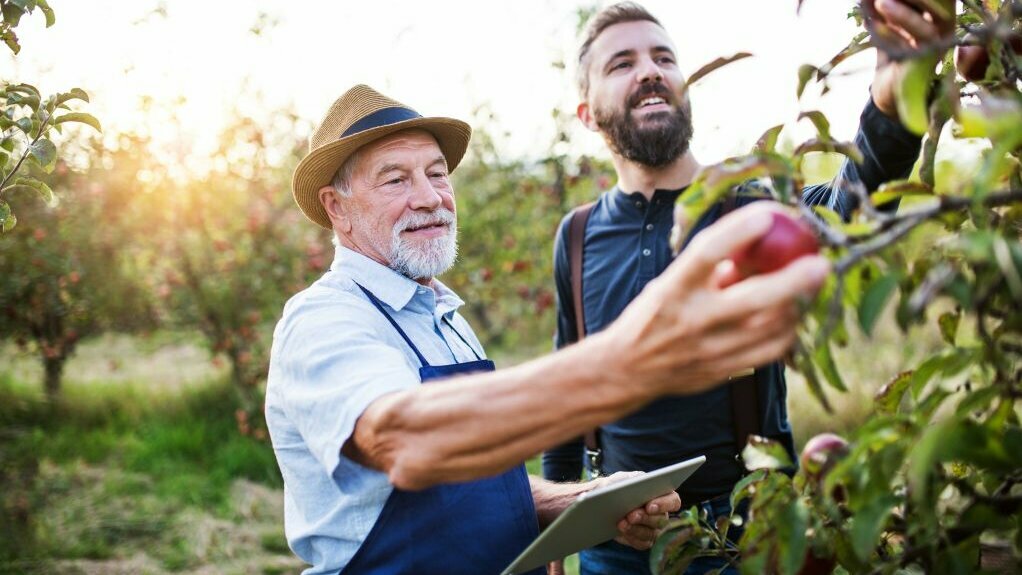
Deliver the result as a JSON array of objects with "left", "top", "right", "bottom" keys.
[{"left": 340, "top": 107, "right": 422, "bottom": 139}]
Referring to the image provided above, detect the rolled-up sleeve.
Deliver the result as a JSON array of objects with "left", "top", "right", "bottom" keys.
[{"left": 271, "top": 290, "right": 419, "bottom": 482}]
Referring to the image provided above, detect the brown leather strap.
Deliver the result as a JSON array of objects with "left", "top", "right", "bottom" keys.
[
  {"left": 567, "top": 202, "right": 597, "bottom": 451},
  {"left": 569, "top": 202, "right": 594, "bottom": 342},
  {"left": 720, "top": 190, "right": 762, "bottom": 454}
]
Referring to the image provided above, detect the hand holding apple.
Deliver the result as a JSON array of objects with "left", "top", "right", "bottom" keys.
[{"left": 730, "top": 211, "right": 820, "bottom": 278}]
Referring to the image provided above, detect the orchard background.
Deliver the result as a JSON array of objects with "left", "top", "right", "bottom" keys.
[{"left": 1, "top": 1, "right": 1019, "bottom": 574}]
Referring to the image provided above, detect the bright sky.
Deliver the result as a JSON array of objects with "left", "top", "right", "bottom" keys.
[{"left": 7, "top": 0, "right": 879, "bottom": 173}]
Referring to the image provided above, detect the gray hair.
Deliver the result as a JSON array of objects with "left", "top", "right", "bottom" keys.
[{"left": 330, "top": 150, "right": 361, "bottom": 198}]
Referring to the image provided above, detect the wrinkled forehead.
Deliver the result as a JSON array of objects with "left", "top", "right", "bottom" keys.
[
  {"left": 357, "top": 129, "right": 446, "bottom": 172},
  {"left": 588, "top": 20, "right": 676, "bottom": 69}
]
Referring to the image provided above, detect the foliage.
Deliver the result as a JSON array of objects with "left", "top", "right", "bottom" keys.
[
  {"left": 653, "top": 1, "right": 1022, "bottom": 573},
  {"left": 0, "top": 156, "right": 156, "bottom": 397},
  {"left": 148, "top": 112, "right": 325, "bottom": 427},
  {"left": 0, "top": 0, "right": 100, "bottom": 233}
]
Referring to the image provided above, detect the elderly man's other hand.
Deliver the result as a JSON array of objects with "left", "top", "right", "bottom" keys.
[
  {"left": 867, "top": 0, "right": 956, "bottom": 120},
  {"left": 592, "top": 471, "right": 682, "bottom": 551}
]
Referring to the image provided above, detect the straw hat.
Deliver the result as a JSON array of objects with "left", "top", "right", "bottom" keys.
[{"left": 292, "top": 84, "right": 472, "bottom": 229}]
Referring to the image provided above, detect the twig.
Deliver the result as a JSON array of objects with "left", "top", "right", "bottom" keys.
[{"left": 835, "top": 189, "right": 1022, "bottom": 273}]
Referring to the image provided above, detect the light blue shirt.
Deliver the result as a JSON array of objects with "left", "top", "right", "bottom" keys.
[{"left": 264, "top": 246, "right": 487, "bottom": 574}]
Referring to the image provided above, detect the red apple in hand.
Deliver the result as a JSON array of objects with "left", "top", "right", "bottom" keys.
[{"left": 731, "top": 212, "right": 820, "bottom": 277}]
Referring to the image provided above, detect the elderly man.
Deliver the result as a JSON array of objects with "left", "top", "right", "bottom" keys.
[
  {"left": 542, "top": 2, "right": 953, "bottom": 574},
  {"left": 265, "top": 84, "right": 829, "bottom": 574}
]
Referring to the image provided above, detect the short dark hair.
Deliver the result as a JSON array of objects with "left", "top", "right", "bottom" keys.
[{"left": 576, "top": 2, "right": 664, "bottom": 98}]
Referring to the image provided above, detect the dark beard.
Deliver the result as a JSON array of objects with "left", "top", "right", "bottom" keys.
[{"left": 595, "top": 87, "right": 694, "bottom": 169}]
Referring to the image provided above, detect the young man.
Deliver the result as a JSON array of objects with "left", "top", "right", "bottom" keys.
[
  {"left": 543, "top": 2, "right": 952, "bottom": 574},
  {"left": 266, "top": 84, "right": 829, "bottom": 574}
]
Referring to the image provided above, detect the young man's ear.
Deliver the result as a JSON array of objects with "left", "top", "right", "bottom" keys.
[
  {"left": 577, "top": 101, "right": 599, "bottom": 132},
  {"left": 319, "top": 185, "right": 352, "bottom": 234}
]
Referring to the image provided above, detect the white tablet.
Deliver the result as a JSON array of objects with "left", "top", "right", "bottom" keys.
[{"left": 502, "top": 455, "right": 706, "bottom": 575}]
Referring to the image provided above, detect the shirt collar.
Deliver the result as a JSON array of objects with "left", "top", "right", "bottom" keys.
[
  {"left": 330, "top": 246, "right": 419, "bottom": 311},
  {"left": 329, "top": 246, "right": 465, "bottom": 317},
  {"left": 608, "top": 185, "right": 686, "bottom": 217}
]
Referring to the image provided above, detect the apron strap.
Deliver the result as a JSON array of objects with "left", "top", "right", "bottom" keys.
[
  {"left": 442, "top": 316, "right": 484, "bottom": 361},
  {"left": 354, "top": 282, "right": 432, "bottom": 368}
]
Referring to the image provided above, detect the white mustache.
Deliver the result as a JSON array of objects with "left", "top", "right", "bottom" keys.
[{"left": 395, "top": 209, "right": 456, "bottom": 233}]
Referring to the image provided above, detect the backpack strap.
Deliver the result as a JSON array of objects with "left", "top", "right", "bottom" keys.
[
  {"left": 569, "top": 202, "right": 595, "bottom": 342},
  {"left": 566, "top": 202, "right": 600, "bottom": 468}
]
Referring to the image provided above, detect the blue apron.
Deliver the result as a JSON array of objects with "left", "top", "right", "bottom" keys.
[{"left": 341, "top": 283, "right": 543, "bottom": 575}]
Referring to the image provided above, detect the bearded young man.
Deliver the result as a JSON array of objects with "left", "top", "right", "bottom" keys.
[
  {"left": 542, "top": 2, "right": 954, "bottom": 574},
  {"left": 265, "top": 85, "right": 829, "bottom": 575}
]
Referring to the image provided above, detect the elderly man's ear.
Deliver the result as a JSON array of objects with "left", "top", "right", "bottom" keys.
[{"left": 319, "top": 185, "right": 352, "bottom": 233}]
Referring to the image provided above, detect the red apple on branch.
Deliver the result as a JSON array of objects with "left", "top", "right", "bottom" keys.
[{"left": 731, "top": 211, "right": 820, "bottom": 277}]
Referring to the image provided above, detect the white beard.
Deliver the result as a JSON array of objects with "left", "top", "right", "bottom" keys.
[{"left": 357, "top": 208, "right": 458, "bottom": 280}]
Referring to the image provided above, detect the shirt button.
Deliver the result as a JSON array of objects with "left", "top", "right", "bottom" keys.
[
  {"left": 645, "top": 223, "right": 654, "bottom": 231},
  {"left": 642, "top": 248, "right": 652, "bottom": 257},
  {"left": 634, "top": 201, "right": 643, "bottom": 208}
]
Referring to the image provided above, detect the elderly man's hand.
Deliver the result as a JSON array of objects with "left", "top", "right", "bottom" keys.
[
  {"left": 604, "top": 202, "right": 830, "bottom": 398},
  {"left": 596, "top": 471, "right": 682, "bottom": 551}
]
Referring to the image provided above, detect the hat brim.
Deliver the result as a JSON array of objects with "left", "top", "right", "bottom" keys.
[{"left": 292, "top": 117, "right": 472, "bottom": 229}]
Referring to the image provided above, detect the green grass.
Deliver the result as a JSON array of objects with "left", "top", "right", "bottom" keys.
[{"left": 0, "top": 373, "right": 294, "bottom": 572}]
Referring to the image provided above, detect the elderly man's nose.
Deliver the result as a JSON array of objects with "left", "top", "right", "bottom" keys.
[{"left": 409, "top": 174, "right": 443, "bottom": 209}]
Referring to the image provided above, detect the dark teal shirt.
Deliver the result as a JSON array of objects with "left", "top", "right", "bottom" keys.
[{"left": 543, "top": 96, "right": 921, "bottom": 503}]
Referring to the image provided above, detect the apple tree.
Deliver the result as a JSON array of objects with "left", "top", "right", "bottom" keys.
[
  {"left": 1, "top": 0, "right": 100, "bottom": 232},
  {"left": 652, "top": 1, "right": 1022, "bottom": 573}
]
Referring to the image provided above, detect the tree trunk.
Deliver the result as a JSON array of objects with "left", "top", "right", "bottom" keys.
[{"left": 43, "top": 356, "right": 65, "bottom": 399}]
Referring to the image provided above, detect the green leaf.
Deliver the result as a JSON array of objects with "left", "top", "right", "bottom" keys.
[
  {"left": 7, "top": 176, "right": 55, "bottom": 206},
  {"left": 754, "top": 124, "right": 784, "bottom": 154},
  {"left": 54, "top": 88, "right": 90, "bottom": 106},
  {"left": 649, "top": 511, "right": 703, "bottom": 575},
  {"left": 2, "top": 4, "right": 26, "bottom": 28},
  {"left": 955, "top": 385, "right": 1001, "bottom": 417},
  {"left": 797, "top": 64, "right": 817, "bottom": 99},
  {"left": 849, "top": 495, "right": 898, "bottom": 561},
  {"left": 894, "top": 55, "right": 937, "bottom": 136},
  {"left": 858, "top": 273, "right": 899, "bottom": 336},
  {"left": 6, "top": 83, "right": 40, "bottom": 99},
  {"left": 674, "top": 153, "right": 791, "bottom": 249},
  {"left": 683, "top": 52, "right": 753, "bottom": 94},
  {"left": 28, "top": 138, "right": 56, "bottom": 170},
  {"left": 741, "top": 435, "right": 793, "bottom": 471},
  {"left": 793, "top": 139, "right": 864, "bottom": 165},
  {"left": 794, "top": 339, "right": 833, "bottom": 413},
  {"left": 992, "top": 236, "right": 1022, "bottom": 300},
  {"left": 1, "top": 204, "right": 15, "bottom": 232},
  {"left": 798, "top": 111, "right": 832, "bottom": 141},
  {"left": 53, "top": 112, "right": 101, "bottom": 132},
  {"left": 36, "top": 0, "right": 55, "bottom": 27},
  {"left": 909, "top": 349, "right": 973, "bottom": 399},
  {"left": 874, "top": 371, "right": 912, "bottom": 415},
  {"left": 730, "top": 468, "right": 767, "bottom": 509},
  {"left": 777, "top": 498, "right": 809, "bottom": 575},
  {"left": 814, "top": 339, "right": 847, "bottom": 392},
  {"left": 870, "top": 180, "right": 933, "bottom": 206},
  {"left": 937, "top": 311, "right": 959, "bottom": 345},
  {"left": 14, "top": 117, "right": 32, "bottom": 135}
]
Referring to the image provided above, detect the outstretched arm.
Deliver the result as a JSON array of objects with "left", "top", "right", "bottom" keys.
[{"left": 343, "top": 203, "right": 830, "bottom": 490}]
